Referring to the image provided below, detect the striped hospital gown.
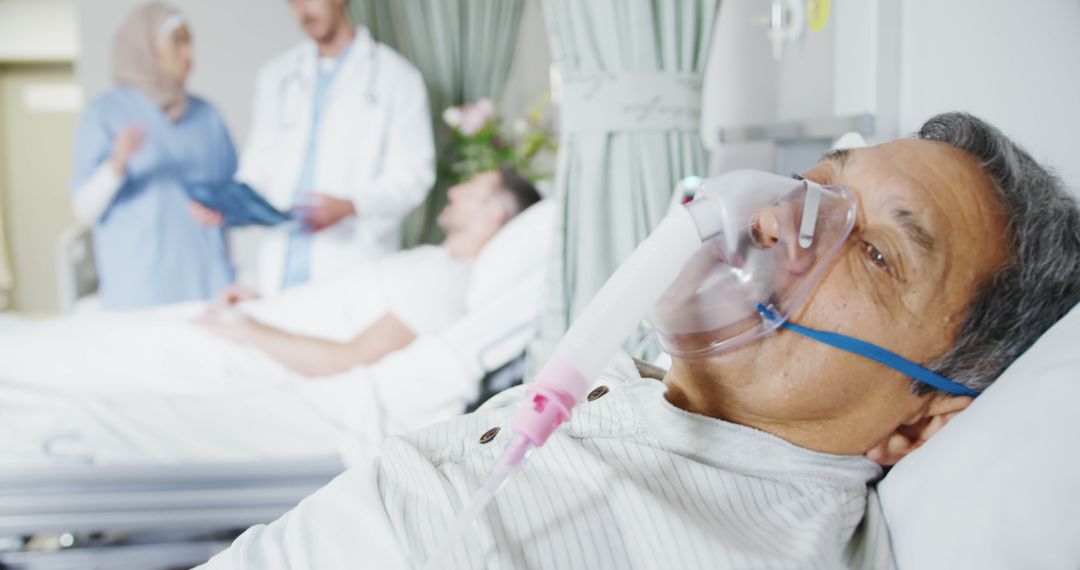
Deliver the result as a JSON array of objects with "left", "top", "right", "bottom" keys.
[{"left": 202, "top": 353, "right": 896, "bottom": 569}]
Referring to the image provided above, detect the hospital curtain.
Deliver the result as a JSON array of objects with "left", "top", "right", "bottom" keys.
[
  {"left": 349, "top": 0, "right": 526, "bottom": 244},
  {"left": 527, "top": 0, "right": 720, "bottom": 370}
]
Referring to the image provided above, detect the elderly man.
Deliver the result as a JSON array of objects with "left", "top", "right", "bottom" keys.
[
  {"left": 200, "top": 113, "right": 1080, "bottom": 569},
  {"left": 197, "top": 167, "right": 542, "bottom": 377}
]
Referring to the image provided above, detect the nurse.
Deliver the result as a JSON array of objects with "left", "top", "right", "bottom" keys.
[
  {"left": 71, "top": 2, "right": 236, "bottom": 310},
  {"left": 239, "top": 0, "right": 435, "bottom": 294}
]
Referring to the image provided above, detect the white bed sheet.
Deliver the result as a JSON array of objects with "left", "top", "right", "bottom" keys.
[{"left": 0, "top": 297, "right": 469, "bottom": 468}]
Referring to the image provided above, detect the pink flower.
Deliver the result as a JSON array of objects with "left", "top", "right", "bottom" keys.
[
  {"left": 473, "top": 98, "right": 496, "bottom": 121},
  {"left": 457, "top": 98, "right": 497, "bottom": 136},
  {"left": 457, "top": 108, "right": 486, "bottom": 136}
]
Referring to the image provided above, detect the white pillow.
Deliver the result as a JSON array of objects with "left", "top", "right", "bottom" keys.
[
  {"left": 879, "top": 303, "right": 1080, "bottom": 569},
  {"left": 466, "top": 200, "right": 555, "bottom": 312}
]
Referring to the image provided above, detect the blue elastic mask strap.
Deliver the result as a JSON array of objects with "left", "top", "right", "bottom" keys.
[{"left": 755, "top": 304, "right": 980, "bottom": 398}]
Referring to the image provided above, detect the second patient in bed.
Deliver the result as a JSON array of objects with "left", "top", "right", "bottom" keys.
[{"left": 195, "top": 166, "right": 541, "bottom": 377}]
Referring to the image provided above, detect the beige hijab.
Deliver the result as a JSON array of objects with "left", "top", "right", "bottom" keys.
[{"left": 112, "top": 2, "right": 188, "bottom": 122}]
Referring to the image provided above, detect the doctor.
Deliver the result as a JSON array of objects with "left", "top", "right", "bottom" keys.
[{"left": 239, "top": 0, "right": 435, "bottom": 294}]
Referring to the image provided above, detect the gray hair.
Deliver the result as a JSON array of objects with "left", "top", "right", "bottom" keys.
[{"left": 915, "top": 112, "right": 1080, "bottom": 395}]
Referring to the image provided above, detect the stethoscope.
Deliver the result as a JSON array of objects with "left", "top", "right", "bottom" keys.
[{"left": 277, "top": 42, "right": 380, "bottom": 130}]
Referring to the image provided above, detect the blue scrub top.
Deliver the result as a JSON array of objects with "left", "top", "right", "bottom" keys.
[{"left": 71, "top": 87, "right": 237, "bottom": 310}]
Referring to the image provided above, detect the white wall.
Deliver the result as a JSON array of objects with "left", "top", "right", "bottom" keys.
[
  {"left": 898, "top": 0, "right": 1080, "bottom": 192},
  {"left": 702, "top": 0, "right": 883, "bottom": 174},
  {"left": 0, "top": 0, "right": 78, "bottom": 62},
  {"left": 76, "top": 0, "right": 304, "bottom": 145},
  {"left": 700, "top": 0, "right": 779, "bottom": 174},
  {"left": 702, "top": 0, "right": 1080, "bottom": 193}
]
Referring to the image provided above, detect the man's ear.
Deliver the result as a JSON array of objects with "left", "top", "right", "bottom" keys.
[
  {"left": 485, "top": 201, "right": 512, "bottom": 230},
  {"left": 865, "top": 394, "right": 973, "bottom": 466}
]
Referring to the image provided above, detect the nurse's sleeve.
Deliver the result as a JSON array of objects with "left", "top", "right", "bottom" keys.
[
  {"left": 210, "top": 104, "right": 239, "bottom": 179},
  {"left": 70, "top": 104, "right": 123, "bottom": 225},
  {"left": 351, "top": 64, "right": 435, "bottom": 220},
  {"left": 236, "top": 65, "right": 277, "bottom": 192},
  {"left": 197, "top": 462, "right": 410, "bottom": 570}
]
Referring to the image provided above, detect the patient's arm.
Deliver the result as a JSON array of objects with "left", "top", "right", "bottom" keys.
[
  {"left": 198, "top": 312, "right": 416, "bottom": 378},
  {"left": 216, "top": 283, "right": 260, "bottom": 307}
]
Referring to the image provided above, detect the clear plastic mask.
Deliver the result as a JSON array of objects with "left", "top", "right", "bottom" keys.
[{"left": 647, "top": 170, "right": 857, "bottom": 357}]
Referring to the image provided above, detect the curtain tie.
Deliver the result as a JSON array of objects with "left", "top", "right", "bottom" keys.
[{"left": 559, "top": 72, "right": 702, "bottom": 133}]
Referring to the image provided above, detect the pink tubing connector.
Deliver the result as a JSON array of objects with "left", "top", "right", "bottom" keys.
[{"left": 510, "top": 360, "right": 588, "bottom": 448}]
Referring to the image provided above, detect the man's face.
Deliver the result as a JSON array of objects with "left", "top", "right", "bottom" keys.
[
  {"left": 669, "top": 139, "right": 1009, "bottom": 455},
  {"left": 437, "top": 171, "right": 506, "bottom": 234},
  {"left": 288, "top": 0, "right": 345, "bottom": 42}
]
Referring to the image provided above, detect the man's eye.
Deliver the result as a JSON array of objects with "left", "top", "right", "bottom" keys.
[{"left": 864, "top": 242, "right": 889, "bottom": 270}]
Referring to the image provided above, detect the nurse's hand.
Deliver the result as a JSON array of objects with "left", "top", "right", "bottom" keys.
[
  {"left": 294, "top": 193, "right": 355, "bottom": 232},
  {"left": 109, "top": 126, "right": 144, "bottom": 176},
  {"left": 188, "top": 201, "right": 225, "bottom": 227}
]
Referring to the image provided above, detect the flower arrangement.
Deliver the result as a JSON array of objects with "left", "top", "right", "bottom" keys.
[{"left": 440, "top": 96, "right": 556, "bottom": 184}]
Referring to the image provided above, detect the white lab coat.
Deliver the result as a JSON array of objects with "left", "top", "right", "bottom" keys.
[{"left": 238, "top": 27, "right": 435, "bottom": 295}]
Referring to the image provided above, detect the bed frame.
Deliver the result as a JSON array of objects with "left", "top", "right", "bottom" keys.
[{"left": 0, "top": 456, "right": 344, "bottom": 569}]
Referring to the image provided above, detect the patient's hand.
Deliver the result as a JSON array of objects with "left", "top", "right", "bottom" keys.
[
  {"left": 193, "top": 309, "right": 255, "bottom": 343},
  {"left": 216, "top": 284, "right": 259, "bottom": 308}
]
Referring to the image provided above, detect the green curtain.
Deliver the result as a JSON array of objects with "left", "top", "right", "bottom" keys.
[
  {"left": 349, "top": 0, "right": 525, "bottom": 245},
  {"left": 528, "top": 0, "right": 720, "bottom": 370}
]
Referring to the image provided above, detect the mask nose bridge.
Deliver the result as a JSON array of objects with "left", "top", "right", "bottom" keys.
[{"left": 798, "top": 182, "right": 822, "bottom": 248}]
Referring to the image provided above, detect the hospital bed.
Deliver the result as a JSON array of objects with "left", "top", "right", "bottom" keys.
[{"left": 0, "top": 201, "right": 556, "bottom": 569}]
